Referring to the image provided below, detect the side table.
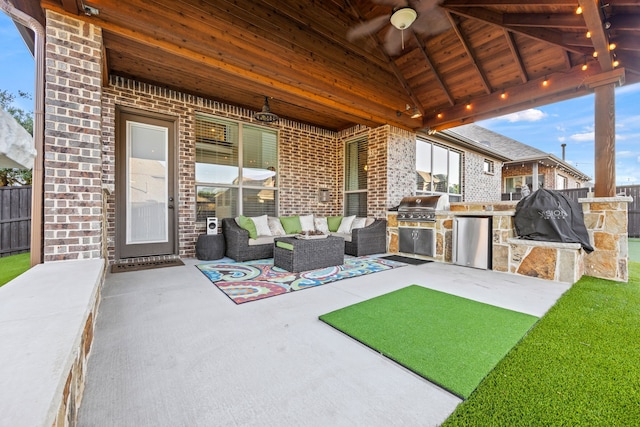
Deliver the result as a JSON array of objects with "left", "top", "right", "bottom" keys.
[{"left": 196, "top": 233, "right": 226, "bottom": 260}]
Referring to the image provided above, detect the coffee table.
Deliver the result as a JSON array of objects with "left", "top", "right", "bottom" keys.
[{"left": 273, "top": 236, "right": 344, "bottom": 272}]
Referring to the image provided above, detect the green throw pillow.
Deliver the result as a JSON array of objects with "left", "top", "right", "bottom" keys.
[
  {"left": 238, "top": 215, "right": 258, "bottom": 239},
  {"left": 327, "top": 216, "right": 343, "bottom": 232},
  {"left": 279, "top": 216, "right": 302, "bottom": 234}
]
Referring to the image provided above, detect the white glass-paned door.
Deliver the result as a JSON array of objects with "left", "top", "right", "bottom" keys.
[{"left": 126, "top": 121, "right": 169, "bottom": 245}]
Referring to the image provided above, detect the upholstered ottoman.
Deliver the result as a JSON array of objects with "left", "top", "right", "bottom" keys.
[
  {"left": 273, "top": 236, "right": 344, "bottom": 272},
  {"left": 196, "top": 234, "right": 226, "bottom": 260}
]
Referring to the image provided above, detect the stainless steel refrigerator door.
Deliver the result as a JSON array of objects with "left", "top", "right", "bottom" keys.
[{"left": 453, "top": 217, "right": 490, "bottom": 269}]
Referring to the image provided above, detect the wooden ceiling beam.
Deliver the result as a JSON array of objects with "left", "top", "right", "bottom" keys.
[
  {"left": 578, "top": 0, "right": 613, "bottom": 72},
  {"left": 60, "top": 0, "right": 80, "bottom": 15},
  {"left": 423, "top": 64, "right": 604, "bottom": 131},
  {"left": 502, "top": 13, "right": 586, "bottom": 29},
  {"left": 444, "top": 10, "right": 493, "bottom": 95},
  {"left": 443, "top": 0, "right": 576, "bottom": 6},
  {"left": 411, "top": 32, "right": 455, "bottom": 106},
  {"left": 562, "top": 32, "right": 593, "bottom": 47},
  {"left": 444, "top": 6, "right": 593, "bottom": 56},
  {"left": 503, "top": 29, "right": 529, "bottom": 83}
]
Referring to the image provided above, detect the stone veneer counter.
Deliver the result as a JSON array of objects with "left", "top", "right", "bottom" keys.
[{"left": 387, "top": 195, "right": 631, "bottom": 283}]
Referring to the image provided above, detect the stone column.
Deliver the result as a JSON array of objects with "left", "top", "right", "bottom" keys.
[{"left": 581, "top": 196, "right": 632, "bottom": 282}]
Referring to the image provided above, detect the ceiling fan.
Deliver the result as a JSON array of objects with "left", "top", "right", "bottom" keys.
[{"left": 348, "top": 0, "right": 450, "bottom": 55}]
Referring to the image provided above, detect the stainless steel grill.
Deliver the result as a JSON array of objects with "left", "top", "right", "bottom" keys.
[{"left": 397, "top": 195, "right": 449, "bottom": 222}]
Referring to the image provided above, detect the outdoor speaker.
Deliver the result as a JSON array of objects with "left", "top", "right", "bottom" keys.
[{"left": 206, "top": 217, "right": 218, "bottom": 234}]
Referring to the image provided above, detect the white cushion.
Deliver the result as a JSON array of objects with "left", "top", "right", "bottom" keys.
[
  {"left": 267, "top": 216, "right": 286, "bottom": 236},
  {"left": 330, "top": 232, "right": 352, "bottom": 242},
  {"left": 337, "top": 215, "right": 356, "bottom": 233},
  {"left": 250, "top": 215, "right": 271, "bottom": 237},
  {"left": 248, "top": 236, "right": 275, "bottom": 246},
  {"left": 314, "top": 217, "right": 330, "bottom": 234},
  {"left": 299, "top": 214, "right": 315, "bottom": 232},
  {"left": 365, "top": 217, "right": 376, "bottom": 227},
  {"left": 351, "top": 217, "right": 367, "bottom": 230}
]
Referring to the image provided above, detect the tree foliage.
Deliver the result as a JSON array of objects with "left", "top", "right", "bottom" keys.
[{"left": 0, "top": 89, "right": 33, "bottom": 186}]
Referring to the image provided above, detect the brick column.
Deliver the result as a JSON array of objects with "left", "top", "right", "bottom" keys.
[{"left": 43, "top": 11, "right": 103, "bottom": 260}]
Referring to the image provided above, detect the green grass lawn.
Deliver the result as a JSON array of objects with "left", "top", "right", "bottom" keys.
[
  {"left": 629, "top": 238, "right": 640, "bottom": 263},
  {"left": 0, "top": 252, "right": 31, "bottom": 287},
  {"left": 442, "top": 262, "right": 640, "bottom": 426}
]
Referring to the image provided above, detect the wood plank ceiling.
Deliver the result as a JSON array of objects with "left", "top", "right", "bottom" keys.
[{"left": 14, "top": 0, "right": 640, "bottom": 132}]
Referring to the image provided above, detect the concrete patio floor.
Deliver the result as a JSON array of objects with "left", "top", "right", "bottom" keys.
[{"left": 77, "top": 257, "right": 571, "bottom": 426}]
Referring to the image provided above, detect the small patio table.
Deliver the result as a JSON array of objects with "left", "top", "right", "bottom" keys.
[{"left": 273, "top": 235, "right": 344, "bottom": 272}]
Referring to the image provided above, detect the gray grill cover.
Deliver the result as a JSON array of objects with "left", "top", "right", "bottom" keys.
[{"left": 514, "top": 188, "right": 594, "bottom": 253}]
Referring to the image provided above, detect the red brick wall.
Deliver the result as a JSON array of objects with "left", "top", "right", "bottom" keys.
[
  {"left": 43, "top": 11, "right": 103, "bottom": 261},
  {"left": 102, "top": 77, "right": 345, "bottom": 260}
]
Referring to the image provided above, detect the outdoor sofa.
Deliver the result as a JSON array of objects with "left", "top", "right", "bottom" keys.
[{"left": 222, "top": 215, "right": 387, "bottom": 262}]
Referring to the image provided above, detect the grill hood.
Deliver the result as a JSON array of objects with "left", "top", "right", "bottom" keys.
[{"left": 397, "top": 195, "right": 450, "bottom": 222}]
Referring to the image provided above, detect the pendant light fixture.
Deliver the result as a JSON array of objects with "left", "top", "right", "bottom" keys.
[{"left": 254, "top": 96, "right": 279, "bottom": 123}]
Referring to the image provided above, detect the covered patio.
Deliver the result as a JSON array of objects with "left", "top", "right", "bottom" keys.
[
  {"left": 1, "top": 0, "right": 638, "bottom": 425},
  {"left": 77, "top": 259, "right": 569, "bottom": 426},
  {"left": 4, "top": 0, "right": 639, "bottom": 266}
]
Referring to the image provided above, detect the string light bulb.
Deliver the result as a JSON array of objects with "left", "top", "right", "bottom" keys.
[
  {"left": 500, "top": 90, "right": 507, "bottom": 100},
  {"left": 437, "top": 112, "right": 443, "bottom": 119},
  {"left": 586, "top": 31, "right": 591, "bottom": 38},
  {"left": 542, "top": 76, "right": 549, "bottom": 87},
  {"left": 465, "top": 100, "right": 472, "bottom": 110},
  {"left": 581, "top": 56, "right": 588, "bottom": 71},
  {"left": 575, "top": 5, "right": 583, "bottom": 14},
  {"left": 609, "top": 42, "right": 617, "bottom": 51},
  {"left": 593, "top": 51, "right": 598, "bottom": 58}
]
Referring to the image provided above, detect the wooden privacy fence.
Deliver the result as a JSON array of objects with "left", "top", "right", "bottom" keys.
[
  {"left": 502, "top": 185, "right": 640, "bottom": 238},
  {"left": 0, "top": 186, "right": 31, "bottom": 257}
]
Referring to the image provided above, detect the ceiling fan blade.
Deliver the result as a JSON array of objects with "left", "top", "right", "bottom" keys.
[
  {"left": 413, "top": 0, "right": 442, "bottom": 14},
  {"left": 372, "top": 0, "right": 408, "bottom": 7},
  {"left": 412, "top": 7, "right": 451, "bottom": 36},
  {"left": 383, "top": 28, "right": 403, "bottom": 56},
  {"left": 347, "top": 15, "right": 390, "bottom": 41}
]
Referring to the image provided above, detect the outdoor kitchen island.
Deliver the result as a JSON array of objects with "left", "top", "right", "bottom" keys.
[{"left": 386, "top": 196, "right": 632, "bottom": 284}]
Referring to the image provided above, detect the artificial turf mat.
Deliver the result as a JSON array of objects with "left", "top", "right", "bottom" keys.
[
  {"left": 319, "top": 285, "right": 538, "bottom": 399},
  {"left": 441, "top": 262, "right": 640, "bottom": 426}
]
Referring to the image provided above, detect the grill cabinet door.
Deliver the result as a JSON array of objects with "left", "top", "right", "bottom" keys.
[
  {"left": 414, "top": 228, "right": 435, "bottom": 257},
  {"left": 398, "top": 227, "right": 415, "bottom": 254}
]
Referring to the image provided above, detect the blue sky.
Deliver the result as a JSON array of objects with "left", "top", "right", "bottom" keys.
[{"left": 1, "top": 12, "right": 638, "bottom": 184}]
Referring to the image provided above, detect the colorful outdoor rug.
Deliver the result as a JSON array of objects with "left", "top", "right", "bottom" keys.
[{"left": 197, "top": 256, "right": 406, "bottom": 304}]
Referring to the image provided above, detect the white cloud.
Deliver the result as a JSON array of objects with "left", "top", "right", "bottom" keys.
[
  {"left": 616, "top": 82, "right": 640, "bottom": 96},
  {"left": 558, "top": 136, "right": 566, "bottom": 142},
  {"left": 570, "top": 132, "right": 594, "bottom": 142},
  {"left": 496, "top": 109, "right": 547, "bottom": 123},
  {"left": 616, "top": 150, "right": 636, "bottom": 158}
]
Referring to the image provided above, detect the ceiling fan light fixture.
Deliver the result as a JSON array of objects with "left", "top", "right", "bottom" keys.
[
  {"left": 254, "top": 96, "right": 279, "bottom": 123},
  {"left": 410, "top": 107, "right": 422, "bottom": 118},
  {"left": 390, "top": 7, "right": 417, "bottom": 30}
]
